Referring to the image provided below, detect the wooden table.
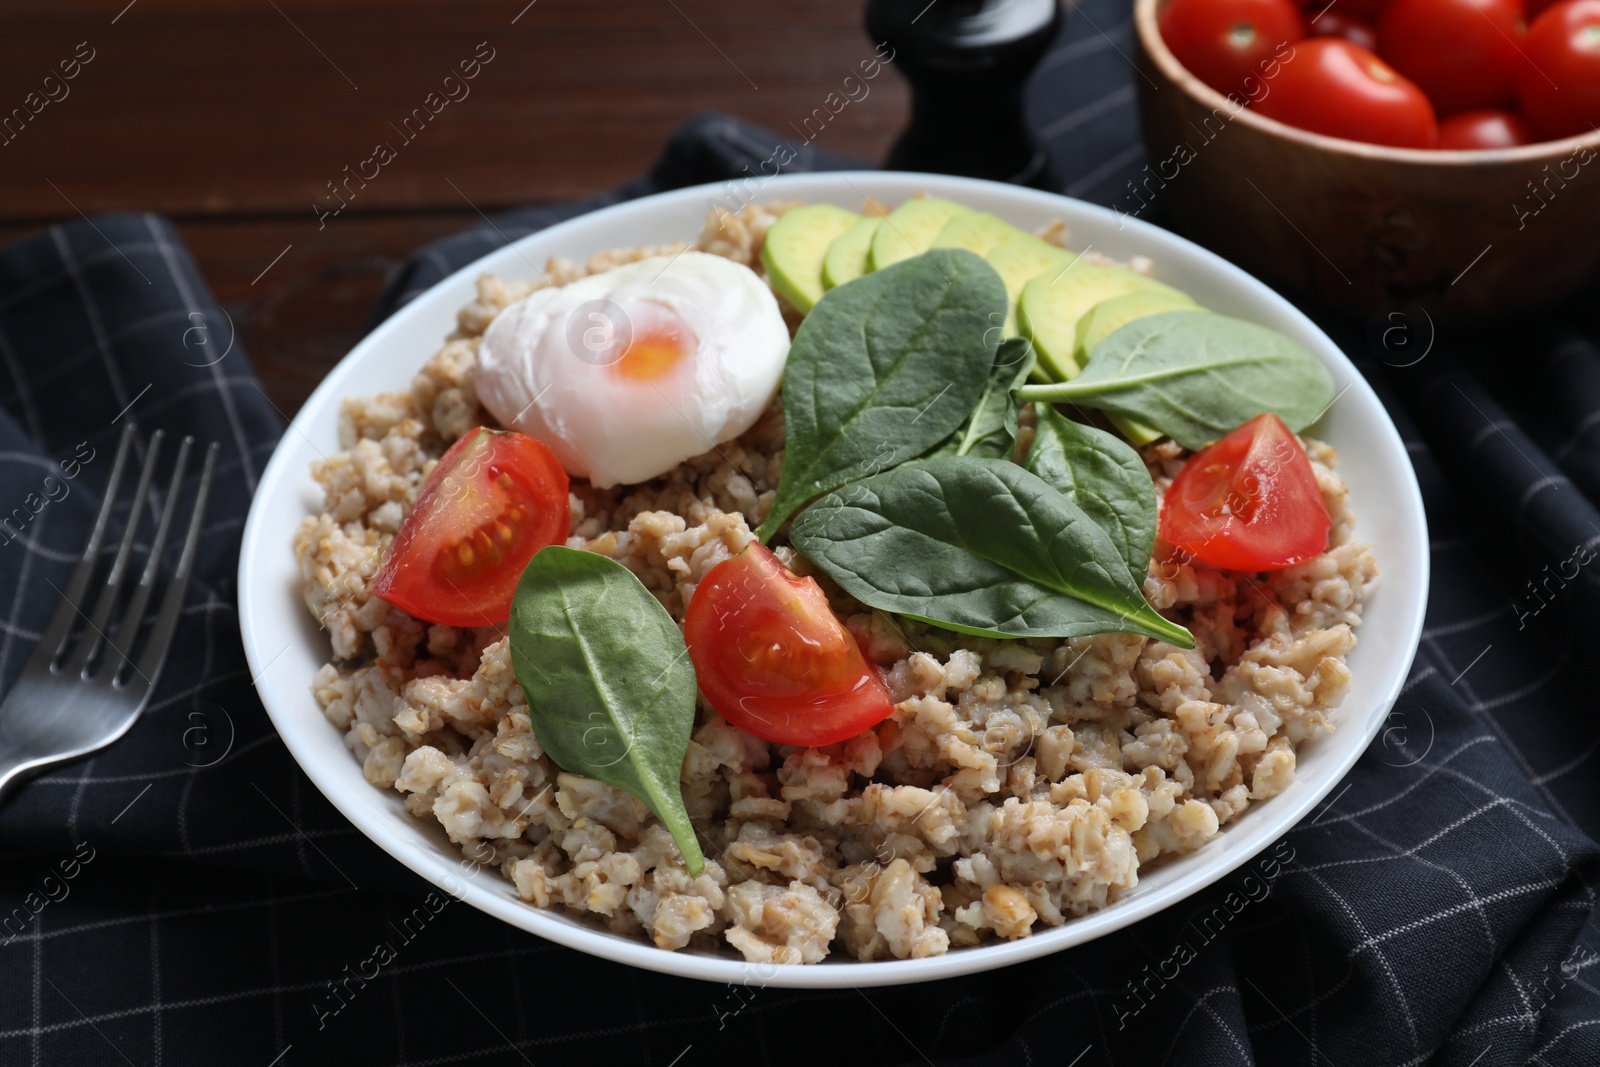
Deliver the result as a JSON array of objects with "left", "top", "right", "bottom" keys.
[{"left": 1, "top": 0, "right": 908, "bottom": 414}]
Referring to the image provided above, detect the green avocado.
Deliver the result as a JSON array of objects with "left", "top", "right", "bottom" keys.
[
  {"left": 931, "top": 211, "right": 1032, "bottom": 257},
  {"left": 1074, "top": 289, "right": 1204, "bottom": 445},
  {"left": 868, "top": 198, "right": 971, "bottom": 270},
  {"left": 821, "top": 215, "right": 882, "bottom": 291},
  {"left": 983, "top": 236, "right": 1076, "bottom": 335},
  {"left": 984, "top": 236, "right": 1076, "bottom": 307},
  {"left": 1017, "top": 263, "right": 1189, "bottom": 382},
  {"left": 760, "top": 204, "right": 862, "bottom": 313},
  {"left": 1074, "top": 288, "right": 1200, "bottom": 366}
]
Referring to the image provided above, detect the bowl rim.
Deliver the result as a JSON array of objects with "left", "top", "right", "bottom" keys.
[
  {"left": 238, "top": 169, "right": 1431, "bottom": 988},
  {"left": 1132, "top": 0, "right": 1600, "bottom": 165}
]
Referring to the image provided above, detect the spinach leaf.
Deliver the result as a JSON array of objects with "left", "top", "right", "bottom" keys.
[
  {"left": 789, "top": 456, "right": 1193, "bottom": 646},
  {"left": 1015, "top": 310, "right": 1336, "bottom": 450},
  {"left": 937, "top": 336, "right": 1037, "bottom": 460},
  {"left": 1024, "top": 406, "right": 1157, "bottom": 590},
  {"left": 755, "top": 248, "right": 1007, "bottom": 542},
  {"left": 508, "top": 547, "right": 704, "bottom": 876}
]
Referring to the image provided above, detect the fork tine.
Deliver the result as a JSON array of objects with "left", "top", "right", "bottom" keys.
[
  {"left": 25, "top": 424, "right": 136, "bottom": 672},
  {"left": 62, "top": 430, "right": 164, "bottom": 678},
  {"left": 104, "top": 435, "right": 192, "bottom": 683},
  {"left": 133, "top": 441, "right": 217, "bottom": 686}
]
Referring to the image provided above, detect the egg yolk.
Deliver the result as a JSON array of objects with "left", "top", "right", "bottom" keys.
[{"left": 613, "top": 314, "right": 696, "bottom": 381}]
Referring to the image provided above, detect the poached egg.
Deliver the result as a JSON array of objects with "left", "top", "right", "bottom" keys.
[{"left": 476, "top": 252, "right": 790, "bottom": 488}]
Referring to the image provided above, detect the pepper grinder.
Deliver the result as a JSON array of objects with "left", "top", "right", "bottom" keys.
[{"left": 867, "top": 0, "right": 1062, "bottom": 189}]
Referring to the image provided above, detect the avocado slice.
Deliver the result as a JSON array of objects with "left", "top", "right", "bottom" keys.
[
  {"left": 1074, "top": 288, "right": 1199, "bottom": 366},
  {"left": 760, "top": 204, "right": 861, "bottom": 313},
  {"left": 868, "top": 198, "right": 971, "bottom": 270},
  {"left": 1104, "top": 413, "right": 1167, "bottom": 447},
  {"left": 1075, "top": 290, "right": 1202, "bottom": 446},
  {"left": 1017, "top": 263, "right": 1188, "bottom": 382},
  {"left": 981, "top": 236, "right": 1076, "bottom": 336},
  {"left": 821, "top": 215, "right": 882, "bottom": 291},
  {"left": 932, "top": 211, "right": 1032, "bottom": 257}
]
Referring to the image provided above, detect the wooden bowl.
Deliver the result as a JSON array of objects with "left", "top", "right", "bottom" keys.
[{"left": 1131, "top": 0, "right": 1600, "bottom": 323}]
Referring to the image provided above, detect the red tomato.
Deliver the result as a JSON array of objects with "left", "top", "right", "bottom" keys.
[
  {"left": 1518, "top": 0, "right": 1600, "bottom": 137},
  {"left": 1437, "top": 108, "right": 1541, "bottom": 146},
  {"left": 370, "top": 427, "right": 570, "bottom": 628},
  {"left": 1160, "top": 0, "right": 1307, "bottom": 98},
  {"left": 1254, "top": 39, "right": 1439, "bottom": 146},
  {"left": 684, "top": 543, "right": 894, "bottom": 747},
  {"left": 1311, "top": 0, "right": 1392, "bottom": 21},
  {"left": 1308, "top": 9, "right": 1379, "bottom": 49},
  {"left": 1159, "top": 414, "right": 1331, "bottom": 572},
  {"left": 1377, "top": 0, "right": 1528, "bottom": 114}
]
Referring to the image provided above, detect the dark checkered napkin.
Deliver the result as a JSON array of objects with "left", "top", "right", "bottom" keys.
[{"left": 5, "top": 4, "right": 1600, "bottom": 1059}]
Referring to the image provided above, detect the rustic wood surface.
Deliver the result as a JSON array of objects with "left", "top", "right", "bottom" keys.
[{"left": 0, "top": 0, "right": 908, "bottom": 414}]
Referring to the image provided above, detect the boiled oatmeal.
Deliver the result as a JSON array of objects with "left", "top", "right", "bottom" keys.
[{"left": 295, "top": 200, "right": 1376, "bottom": 964}]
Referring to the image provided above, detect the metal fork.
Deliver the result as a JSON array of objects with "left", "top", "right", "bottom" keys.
[{"left": 0, "top": 424, "right": 218, "bottom": 803}]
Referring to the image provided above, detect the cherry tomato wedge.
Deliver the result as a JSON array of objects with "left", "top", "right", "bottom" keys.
[
  {"left": 1159, "top": 413, "right": 1331, "bottom": 572},
  {"left": 1253, "top": 39, "right": 1439, "bottom": 147},
  {"left": 685, "top": 543, "right": 895, "bottom": 747},
  {"left": 1308, "top": 9, "right": 1379, "bottom": 50},
  {"left": 1377, "top": 0, "right": 1528, "bottom": 115},
  {"left": 1518, "top": 0, "right": 1600, "bottom": 138},
  {"left": 1159, "top": 0, "right": 1307, "bottom": 98},
  {"left": 1437, "top": 108, "right": 1540, "bottom": 147},
  {"left": 371, "top": 427, "right": 570, "bottom": 628}
]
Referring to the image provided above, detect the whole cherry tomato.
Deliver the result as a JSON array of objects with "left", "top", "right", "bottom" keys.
[
  {"left": 684, "top": 543, "right": 895, "bottom": 747},
  {"left": 1254, "top": 39, "right": 1439, "bottom": 146},
  {"left": 1160, "top": 0, "right": 1307, "bottom": 98},
  {"left": 1159, "top": 413, "right": 1331, "bottom": 572},
  {"left": 1377, "top": 0, "right": 1529, "bottom": 114},
  {"left": 371, "top": 427, "right": 570, "bottom": 627},
  {"left": 1308, "top": 9, "right": 1379, "bottom": 49},
  {"left": 1518, "top": 0, "right": 1600, "bottom": 137},
  {"left": 1311, "top": 0, "right": 1392, "bottom": 21},
  {"left": 1437, "top": 108, "right": 1541, "bottom": 146}
]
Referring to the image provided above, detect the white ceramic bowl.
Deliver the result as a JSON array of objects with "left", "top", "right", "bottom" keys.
[{"left": 238, "top": 171, "right": 1429, "bottom": 988}]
